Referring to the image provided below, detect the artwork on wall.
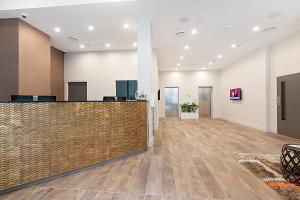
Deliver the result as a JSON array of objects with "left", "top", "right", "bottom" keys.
[{"left": 230, "top": 88, "right": 242, "bottom": 100}]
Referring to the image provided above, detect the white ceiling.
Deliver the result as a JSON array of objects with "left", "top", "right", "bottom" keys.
[{"left": 1, "top": 0, "right": 300, "bottom": 71}]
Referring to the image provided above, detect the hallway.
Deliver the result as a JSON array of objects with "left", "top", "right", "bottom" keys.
[{"left": 1, "top": 118, "right": 298, "bottom": 200}]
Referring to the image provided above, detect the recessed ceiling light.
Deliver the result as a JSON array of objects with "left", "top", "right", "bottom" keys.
[
  {"left": 80, "top": 44, "right": 85, "bottom": 49},
  {"left": 191, "top": 29, "right": 198, "bottom": 35},
  {"left": 180, "top": 56, "right": 184, "bottom": 60},
  {"left": 253, "top": 26, "right": 260, "bottom": 32},
  {"left": 106, "top": 43, "right": 111, "bottom": 48},
  {"left": 184, "top": 45, "right": 189, "bottom": 50},
  {"left": 217, "top": 54, "right": 223, "bottom": 59},
  {"left": 88, "top": 25, "right": 94, "bottom": 31},
  {"left": 208, "top": 62, "right": 213, "bottom": 66},
  {"left": 123, "top": 23, "right": 130, "bottom": 29},
  {"left": 177, "top": 63, "right": 181, "bottom": 66},
  {"left": 175, "top": 68, "right": 178, "bottom": 71},
  {"left": 231, "top": 43, "right": 237, "bottom": 48},
  {"left": 54, "top": 27, "right": 61, "bottom": 33},
  {"left": 132, "top": 42, "right": 137, "bottom": 47}
]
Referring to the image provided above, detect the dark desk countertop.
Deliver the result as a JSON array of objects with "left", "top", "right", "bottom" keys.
[{"left": 0, "top": 100, "right": 147, "bottom": 104}]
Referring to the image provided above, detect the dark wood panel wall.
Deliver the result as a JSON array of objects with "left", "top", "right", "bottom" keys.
[
  {"left": 0, "top": 18, "right": 65, "bottom": 101},
  {"left": 51, "top": 47, "right": 65, "bottom": 101},
  {"left": 18, "top": 20, "right": 51, "bottom": 96},
  {"left": 0, "top": 19, "right": 19, "bottom": 100}
]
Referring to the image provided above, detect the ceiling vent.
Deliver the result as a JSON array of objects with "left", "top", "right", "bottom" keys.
[
  {"left": 175, "top": 31, "right": 186, "bottom": 38},
  {"left": 68, "top": 36, "right": 80, "bottom": 43},
  {"left": 263, "top": 26, "right": 277, "bottom": 33},
  {"left": 179, "top": 17, "right": 190, "bottom": 24}
]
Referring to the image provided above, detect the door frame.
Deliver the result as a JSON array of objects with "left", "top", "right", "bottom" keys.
[
  {"left": 164, "top": 87, "right": 180, "bottom": 117},
  {"left": 64, "top": 80, "right": 90, "bottom": 101},
  {"left": 198, "top": 86, "right": 213, "bottom": 118}
]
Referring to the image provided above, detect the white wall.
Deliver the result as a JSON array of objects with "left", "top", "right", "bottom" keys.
[
  {"left": 64, "top": 50, "right": 137, "bottom": 100},
  {"left": 220, "top": 49, "right": 267, "bottom": 131},
  {"left": 159, "top": 70, "right": 220, "bottom": 118},
  {"left": 152, "top": 52, "right": 160, "bottom": 129},
  {"left": 270, "top": 32, "right": 300, "bottom": 132},
  {"left": 219, "top": 31, "right": 300, "bottom": 132}
]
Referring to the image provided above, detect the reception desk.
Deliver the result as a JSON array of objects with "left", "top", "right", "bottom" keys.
[{"left": 0, "top": 101, "right": 147, "bottom": 194}]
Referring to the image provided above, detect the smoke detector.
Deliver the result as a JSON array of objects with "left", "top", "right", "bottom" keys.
[{"left": 20, "top": 13, "right": 28, "bottom": 19}]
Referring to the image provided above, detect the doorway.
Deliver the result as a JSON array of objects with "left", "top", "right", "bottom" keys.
[
  {"left": 277, "top": 73, "right": 300, "bottom": 139},
  {"left": 198, "top": 87, "right": 212, "bottom": 118},
  {"left": 165, "top": 87, "right": 179, "bottom": 117},
  {"left": 68, "top": 82, "right": 87, "bottom": 101}
]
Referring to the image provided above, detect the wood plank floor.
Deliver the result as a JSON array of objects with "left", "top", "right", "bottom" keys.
[{"left": 1, "top": 118, "right": 299, "bottom": 200}]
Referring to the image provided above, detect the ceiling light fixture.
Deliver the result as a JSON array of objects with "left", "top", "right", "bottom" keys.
[
  {"left": 180, "top": 56, "right": 184, "bottom": 60},
  {"left": 54, "top": 27, "right": 61, "bottom": 33},
  {"left": 88, "top": 25, "right": 94, "bottom": 31},
  {"left": 80, "top": 44, "right": 85, "bottom": 49},
  {"left": 231, "top": 43, "right": 237, "bottom": 48},
  {"left": 191, "top": 29, "right": 198, "bottom": 35},
  {"left": 177, "top": 63, "right": 181, "bottom": 66},
  {"left": 217, "top": 54, "right": 223, "bottom": 59},
  {"left": 253, "top": 26, "right": 260, "bottom": 32},
  {"left": 106, "top": 43, "right": 111, "bottom": 48},
  {"left": 123, "top": 23, "right": 130, "bottom": 29},
  {"left": 133, "top": 42, "right": 137, "bottom": 47},
  {"left": 184, "top": 45, "right": 189, "bottom": 50},
  {"left": 208, "top": 62, "right": 213, "bottom": 66}
]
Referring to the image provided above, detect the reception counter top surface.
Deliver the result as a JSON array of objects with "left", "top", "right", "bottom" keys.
[
  {"left": 0, "top": 100, "right": 147, "bottom": 103},
  {"left": 0, "top": 101, "right": 148, "bottom": 194}
]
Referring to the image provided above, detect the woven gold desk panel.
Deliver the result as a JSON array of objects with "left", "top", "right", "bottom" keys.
[{"left": 0, "top": 102, "right": 147, "bottom": 192}]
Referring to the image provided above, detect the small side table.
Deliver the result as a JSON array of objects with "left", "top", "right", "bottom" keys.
[{"left": 281, "top": 144, "right": 300, "bottom": 186}]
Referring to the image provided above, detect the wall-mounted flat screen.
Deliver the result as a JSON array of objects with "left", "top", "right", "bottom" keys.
[{"left": 230, "top": 88, "right": 242, "bottom": 100}]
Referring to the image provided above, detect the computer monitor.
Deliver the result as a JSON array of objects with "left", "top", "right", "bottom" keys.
[
  {"left": 11, "top": 95, "right": 56, "bottom": 102},
  {"left": 103, "top": 96, "right": 116, "bottom": 102},
  {"left": 116, "top": 97, "right": 127, "bottom": 101},
  {"left": 38, "top": 96, "right": 56, "bottom": 102},
  {"left": 11, "top": 95, "right": 33, "bottom": 102}
]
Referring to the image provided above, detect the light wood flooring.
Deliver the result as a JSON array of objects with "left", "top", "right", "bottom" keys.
[{"left": 1, "top": 118, "right": 299, "bottom": 200}]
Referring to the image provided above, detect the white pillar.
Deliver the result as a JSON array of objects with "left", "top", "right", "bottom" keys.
[
  {"left": 265, "top": 46, "right": 272, "bottom": 133},
  {"left": 137, "top": 20, "right": 154, "bottom": 147}
]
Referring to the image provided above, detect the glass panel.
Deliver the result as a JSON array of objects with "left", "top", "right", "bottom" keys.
[
  {"left": 165, "top": 87, "right": 179, "bottom": 117},
  {"left": 116, "top": 81, "right": 128, "bottom": 99}
]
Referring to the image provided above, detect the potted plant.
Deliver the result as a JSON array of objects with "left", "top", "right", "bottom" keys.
[{"left": 180, "top": 102, "right": 199, "bottom": 119}]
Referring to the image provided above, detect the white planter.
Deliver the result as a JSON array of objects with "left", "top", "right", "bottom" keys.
[{"left": 180, "top": 112, "right": 199, "bottom": 119}]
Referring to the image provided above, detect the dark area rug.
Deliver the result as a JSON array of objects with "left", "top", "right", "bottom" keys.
[{"left": 234, "top": 153, "right": 300, "bottom": 200}]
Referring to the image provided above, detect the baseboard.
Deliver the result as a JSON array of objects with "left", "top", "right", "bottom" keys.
[
  {"left": 267, "top": 127, "right": 277, "bottom": 134},
  {"left": 220, "top": 116, "right": 268, "bottom": 132}
]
